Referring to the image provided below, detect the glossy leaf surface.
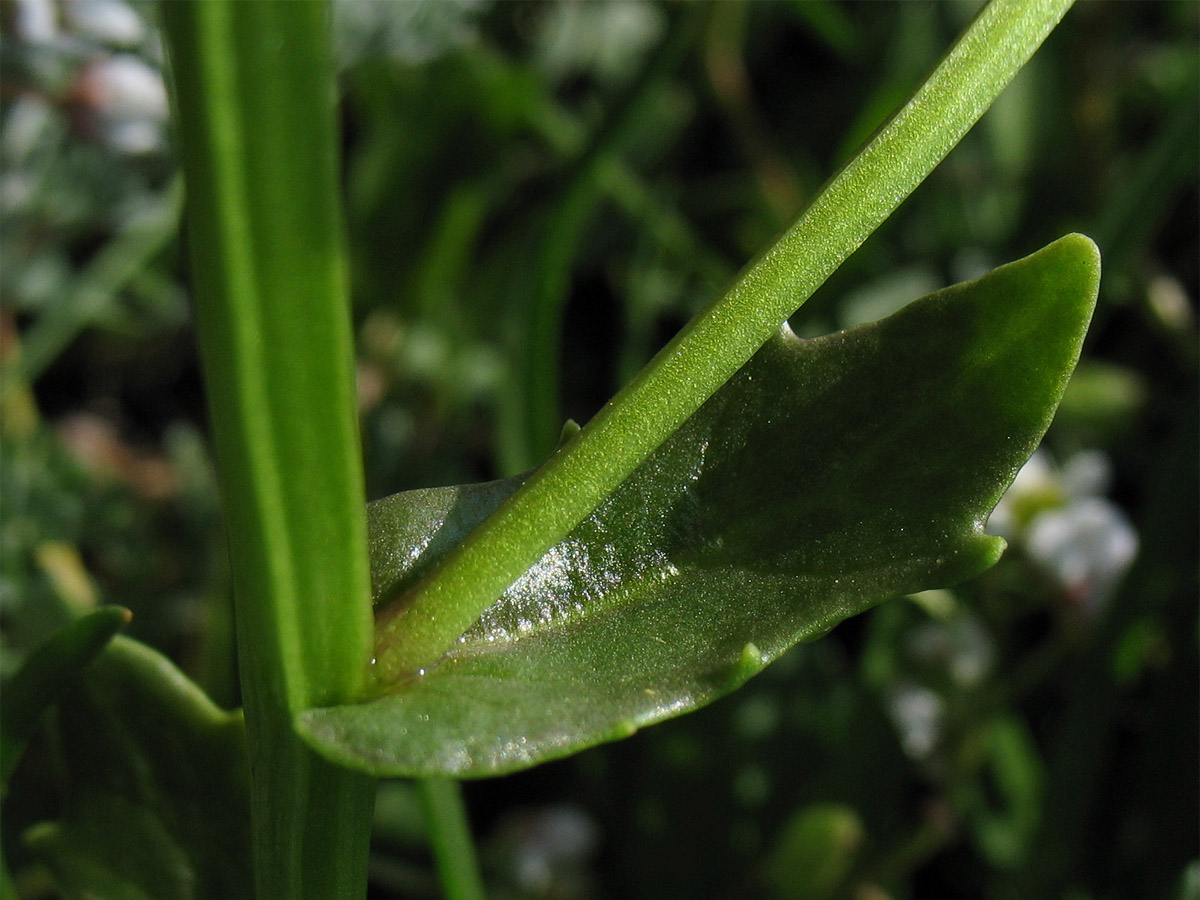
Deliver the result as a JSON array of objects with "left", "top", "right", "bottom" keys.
[{"left": 299, "top": 235, "right": 1099, "bottom": 778}]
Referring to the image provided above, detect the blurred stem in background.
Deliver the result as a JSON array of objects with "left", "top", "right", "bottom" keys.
[{"left": 500, "top": 7, "right": 701, "bottom": 473}]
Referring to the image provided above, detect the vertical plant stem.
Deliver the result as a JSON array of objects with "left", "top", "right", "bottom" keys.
[
  {"left": 374, "top": 0, "right": 1077, "bottom": 681},
  {"left": 160, "top": 3, "right": 375, "bottom": 897},
  {"left": 415, "top": 779, "right": 487, "bottom": 900}
]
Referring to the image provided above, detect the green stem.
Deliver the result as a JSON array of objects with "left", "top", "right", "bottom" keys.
[
  {"left": 373, "top": 0, "right": 1076, "bottom": 682},
  {"left": 415, "top": 779, "right": 487, "bottom": 900},
  {"left": 161, "top": 2, "right": 375, "bottom": 896}
]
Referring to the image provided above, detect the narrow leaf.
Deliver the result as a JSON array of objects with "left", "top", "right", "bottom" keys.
[
  {"left": 300, "top": 235, "right": 1099, "bottom": 778},
  {"left": 0, "top": 606, "right": 129, "bottom": 786},
  {"left": 22, "top": 637, "right": 252, "bottom": 900}
]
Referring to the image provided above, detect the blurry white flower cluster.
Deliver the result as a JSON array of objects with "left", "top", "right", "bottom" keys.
[
  {"left": 3, "top": 0, "right": 182, "bottom": 356},
  {"left": 487, "top": 804, "right": 600, "bottom": 896},
  {"left": 885, "top": 601, "right": 996, "bottom": 761},
  {"left": 71, "top": 53, "right": 168, "bottom": 155},
  {"left": 9, "top": 0, "right": 168, "bottom": 155},
  {"left": 988, "top": 449, "right": 1138, "bottom": 617},
  {"left": 886, "top": 682, "right": 943, "bottom": 760}
]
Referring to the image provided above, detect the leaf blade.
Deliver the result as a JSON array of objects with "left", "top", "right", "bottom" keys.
[
  {"left": 0, "top": 606, "right": 130, "bottom": 785},
  {"left": 372, "top": 0, "right": 1080, "bottom": 675},
  {"left": 22, "top": 637, "right": 253, "bottom": 900},
  {"left": 302, "top": 235, "right": 1099, "bottom": 778}
]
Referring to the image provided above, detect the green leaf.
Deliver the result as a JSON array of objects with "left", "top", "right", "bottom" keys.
[
  {"left": 763, "top": 803, "right": 866, "bottom": 900},
  {"left": 299, "top": 234, "right": 1099, "bottom": 778},
  {"left": 0, "top": 606, "right": 129, "bottom": 786},
  {"left": 370, "top": 0, "right": 1079, "bottom": 677},
  {"left": 22, "top": 637, "right": 252, "bottom": 900},
  {"left": 958, "top": 715, "right": 1046, "bottom": 869}
]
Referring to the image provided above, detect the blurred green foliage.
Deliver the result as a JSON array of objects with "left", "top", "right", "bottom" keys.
[{"left": 1, "top": 1, "right": 1195, "bottom": 899}]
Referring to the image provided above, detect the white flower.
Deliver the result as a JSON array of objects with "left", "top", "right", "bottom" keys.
[
  {"left": 11, "top": 0, "right": 57, "bottom": 44},
  {"left": 989, "top": 450, "right": 1137, "bottom": 616},
  {"left": 1026, "top": 497, "right": 1137, "bottom": 613},
  {"left": 63, "top": 0, "right": 145, "bottom": 47},
  {"left": 907, "top": 612, "right": 995, "bottom": 688},
  {"left": 73, "top": 54, "right": 168, "bottom": 154},
  {"left": 886, "top": 682, "right": 943, "bottom": 760}
]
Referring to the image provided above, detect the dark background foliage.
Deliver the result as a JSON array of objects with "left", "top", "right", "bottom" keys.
[{"left": 2, "top": 1, "right": 1196, "bottom": 898}]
